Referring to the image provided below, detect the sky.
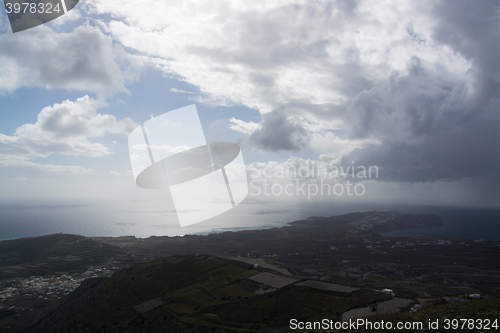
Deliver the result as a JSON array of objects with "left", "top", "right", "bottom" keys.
[{"left": 0, "top": 0, "right": 499, "bottom": 214}]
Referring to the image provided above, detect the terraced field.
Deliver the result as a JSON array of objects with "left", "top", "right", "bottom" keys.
[{"left": 28, "top": 255, "right": 391, "bottom": 332}]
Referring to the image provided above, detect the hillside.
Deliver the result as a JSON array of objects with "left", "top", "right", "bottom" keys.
[
  {"left": 1, "top": 211, "right": 499, "bottom": 332},
  {"left": 0, "top": 234, "right": 122, "bottom": 279},
  {"left": 28, "top": 255, "right": 390, "bottom": 332}
]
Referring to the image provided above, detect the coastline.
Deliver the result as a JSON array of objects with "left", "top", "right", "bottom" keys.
[{"left": 1, "top": 205, "right": 499, "bottom": 242}]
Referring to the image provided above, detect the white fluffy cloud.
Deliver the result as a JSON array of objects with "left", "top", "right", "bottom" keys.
[
  {"left": 229, "top": 117, "right": 260, "bottom": 135},
  {"left": 0, "top": 25, "right": 127, "bottom": 95},
  {"left": 0, "top": 95, "right": 137, "bottom": 157},
  {"left": 86, "top": 0, "right": 471, "bottom": 113}
]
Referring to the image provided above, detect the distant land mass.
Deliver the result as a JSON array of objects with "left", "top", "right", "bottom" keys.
[{"left": 1, "top": 211, "right": 499, "bottom": 332}]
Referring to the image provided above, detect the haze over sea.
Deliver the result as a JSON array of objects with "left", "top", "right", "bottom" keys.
[{"left": 0, "top": 200, "right": 499, "bottom": 242}]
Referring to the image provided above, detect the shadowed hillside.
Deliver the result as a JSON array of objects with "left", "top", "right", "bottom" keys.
[{"left": 28, "top": 255, "right": 389, "bottom": 332}]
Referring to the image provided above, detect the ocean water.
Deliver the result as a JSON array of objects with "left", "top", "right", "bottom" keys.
[
  {"left": 0, "top": 200, "right": 499, "bottom": 241},
  {"left": 379, "top": 205, "right": 500, "bottom": 241},
  {"left": 0, "top": 199, "right": 327, "bottom": 241}
]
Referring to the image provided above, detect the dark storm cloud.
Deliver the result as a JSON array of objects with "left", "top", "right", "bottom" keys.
[
  {"left": 340, "top": 0, "right": 500, "bottom": 185},
  {"left": 429, "top": 0, "right": 500, "bottom": 124},
  {"left": 347, "top": 56, "right": 474, "bottom": 140},
  {"left": 249, "top": 107, "right": 307, "bottom": 152},
  {"left": 232, "top": 0, "right": 499, "bottom": 189},
  {"left": 341, "top": 118, "right": 499, "bottom": 183}
]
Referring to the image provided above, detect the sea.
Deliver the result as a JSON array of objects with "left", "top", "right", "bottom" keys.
[{"left": 0, "top": 200, "right": 499, "bottom": 241}]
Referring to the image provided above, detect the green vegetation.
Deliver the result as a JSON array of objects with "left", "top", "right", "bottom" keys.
[
  {"left": 0, "top": 234, "right": 121, "bottom": 278},
  {"left": 26, "top": 255, "right": 395, "bottom": 332}
]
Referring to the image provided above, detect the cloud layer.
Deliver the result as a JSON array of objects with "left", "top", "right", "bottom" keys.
[
  {"left": 1, "top": 0, "right": 498, "bottom": 203},
  {"left": 83, "top": 0, "right": 497, "bottom": 187},
  {"left": 0, "top": 155, "right": 93, "bottom": 174}
]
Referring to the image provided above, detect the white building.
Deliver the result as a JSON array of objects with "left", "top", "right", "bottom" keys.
[{"left": 382, "top": 289, "right": 395, "bottom": 297}]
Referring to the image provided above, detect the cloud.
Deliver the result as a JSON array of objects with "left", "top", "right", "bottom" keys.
[
  {"left": 347, "top": 56, "right": 475, "bottom": 140},
  {"left": 170, "top": 88, "right": 195, "bottom": 94},
  {"left": 309, "top": 131, "right": 374, "bottom": 163},
  {"left": 0, "top": 25, "right": 126, "bottom": 96},
  {"left": 228, "top": 0, "right": 498, "bottom": 189},
  {"left": 236, "top": 105, "right": 372, "bottom": 155},
  {"left": 6, "top": 0, "right": 493, "bottom": 196},
  {"left": 129, "top": 144, "right": 193, "bottom": 157},
  {"left": 341, "top": 120, "right": 500, "bottom": 183},
  {"left": 0, "top": 155, "right": 94, "bottom": 174},
  {"left": 87, "top": 0, "right": 473, "bottom": 113},
  {"left": 0, "top": 95, "right": 137, "bottom": 157},
  {"left": 49, "top": 6, "right": 82, "bottom": 27},
  {"left": 229, "top": 117, "right": 260, "bottom": 135},
  {"left": 338, "top": 0, "right": 500, "bottom": 184},
  {"left": 249, "top": 107, "right": 308, "bottom": 152}
]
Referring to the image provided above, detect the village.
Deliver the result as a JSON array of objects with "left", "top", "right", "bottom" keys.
[{"left": 0, "top": 262, "right": 126, "bottom": 327}]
